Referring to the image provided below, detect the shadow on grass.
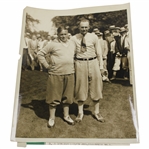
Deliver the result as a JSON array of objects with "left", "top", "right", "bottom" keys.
[
  {"left": 21, "top": 100, "right": 92, "bottom": 121},
  {"left": 21, "top": 100, "right": 49, "bottom": 120},
  {"left": 110, "top": 79, "right": 132, "bottom": 87}
]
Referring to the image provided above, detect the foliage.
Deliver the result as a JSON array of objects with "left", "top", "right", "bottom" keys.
[
  {"left": 25, "top": 13, "right": 48, "bottom": 38},
  {"left": 51, "top": 10, "right": 128, "bottom": 35},
  {"left": 25, "top": 13, "right": 40, "bottom": 34}
]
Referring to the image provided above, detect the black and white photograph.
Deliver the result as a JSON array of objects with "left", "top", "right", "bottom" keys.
[{"left": 11, "top": 3, "right": 139, "bottom": 145}]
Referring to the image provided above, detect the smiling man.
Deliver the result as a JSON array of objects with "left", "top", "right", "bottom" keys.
[
  {"left": 71, "top": 19, "right": 105, "bottom": 123},
  {"left": 37, "top": 26, "right": 76, "bottom": 127}
]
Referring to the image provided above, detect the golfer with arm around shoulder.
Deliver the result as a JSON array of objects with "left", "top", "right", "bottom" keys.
[
  {"left": 37, "top": 26, "right": 76, "bottom": 128},
  {"left": 71, "top": 19, "right": 105, "bottom": 123}
]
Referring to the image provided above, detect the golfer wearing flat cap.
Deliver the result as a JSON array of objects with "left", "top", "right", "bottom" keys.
[{"left": 71, "top": 19, "right": 105, "bottom": 123}]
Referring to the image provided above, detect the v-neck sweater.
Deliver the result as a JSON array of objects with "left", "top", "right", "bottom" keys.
[{"left": 37, "top": 39, "right": 75, "bottom": 75}]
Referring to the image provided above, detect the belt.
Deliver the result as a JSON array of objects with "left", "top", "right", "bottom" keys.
[{"left": 75, "top": 57, "right": 97, "bottom": 61}]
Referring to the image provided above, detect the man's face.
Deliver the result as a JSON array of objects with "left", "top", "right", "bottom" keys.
[
  {"left": 47, "top": 35, "right": 51, "bottom": 41},
  {"left": 95, "top": 31, "right": 100, "bottom": 37},
  {"left": 68, "top": 33, "right": 72, "bottom": 39},
  {"left": 120, "top": 31, "right": 127, "bottom": 36},
  {"left": 38, "top": 37, "right": 42, "bottom": 42},
  {"left": 32, "top": 35, "right": 36, "bottom": 40},
  {"left": 79, "top": 21, "right": 90, "bottom": 35},
  {"left": 95, "top": 31, "right": 103, "bottom": 39},
  {"left": 58, "top": 29, "right": 68, "bottom": 42},
  {"left": 112, "top": 29, "right": 120, "bottom": 36},
  {"left": 41, "top": 36, "right": 45, "bottom": 40}
]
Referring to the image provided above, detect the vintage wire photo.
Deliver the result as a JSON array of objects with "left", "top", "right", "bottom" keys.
[{"left": 11, "top": 3, "right": 139, "bottom": 146}]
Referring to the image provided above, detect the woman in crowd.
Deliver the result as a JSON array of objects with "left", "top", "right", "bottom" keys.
[
  {"left": 28, "top": 34, "right": 38, "bottom": 70},
  {"left": 37, "top": 35, "right": 44, "bottom": 71}
]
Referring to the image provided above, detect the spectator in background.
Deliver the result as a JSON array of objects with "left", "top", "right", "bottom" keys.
[
  {"left": 41, "top": 35, "right": 48, "bottom": 48},
  {"left": 37, "top": 36, "right": 41, "bottom": 41},
  {"left": 68, "top": 33, "right": 72, "bottom": 40},
  {"left": 95, "top": 30, "right": 110, "bottom": 82},
  {"left": 36, "top": 34, "right": 41, "bottom": 39},
  {"left": 28, "top": 34, "right": 38, "bottom": 70},
  {"left": 110, "top": 27, "right": 130, "bottom": 80},
  {"left": 104, "top": 29, "right": 115, "bottom": 78},
  {"left": 95, "top": 31, "right": 108, "bottom": 70},
  {"left": 37, "top": 35, "right": 43, "bottom": 71},
  {"left": 124, "top": 24, "right": 129, "bottom": 36},
  {"left": 108, "top": 26, "right": 121, "bottom": 80},
  {"left": 51, "top": 34, "right": 58, "bottom": 41},
  {"left": 47, "top": 34, "right": 51, "bottom": 44},
  {"left": 92, "top": 27, "right": 99, "bottom": 33},
  {"left": 124, "top": 24, "right": 133, "bottom": 85},
  {"left": 22, "top": 32, "right": 30, "bottom": 71},
  {"left": 37, "top": 35, "right": 43, "bottom": 51}
]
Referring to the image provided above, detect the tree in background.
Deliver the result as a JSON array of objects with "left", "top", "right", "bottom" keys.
[
  {"left": 51, "top": 10, "right": 127, "bottom": 35},
  {"left": 25, "top": 13, "right": 40, "bottom": 34},
  {"left": 25, "top": 13, "right": 48, "bottom": 38},
  {"left": 38, "top": 30, "right": 49, "bottom": 38}
]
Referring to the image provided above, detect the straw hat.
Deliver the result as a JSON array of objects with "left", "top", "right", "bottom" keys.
[
  {"left": 109, "top": 25, "right": 120, "bottom": 30},
  {"left": 99, "top": 32, "right": 103, "bottom": 36},
  {"left": 26, "top": 32, "right": 30, "bottom": 35},
  {"left": 124, "top": 24, "right": 128, "bottom": 28},
  {"left": 124, "top": 24, "right": 129, "bottom": 32},
  {"left": 119, "top": 27, "right": 127, "bottom": 33},
  {"left": 93, "top": 28, "right": 99, "bottom": 32}
]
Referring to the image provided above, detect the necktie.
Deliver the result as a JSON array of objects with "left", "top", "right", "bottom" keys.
[{"left": 81, "top": 35, "right": 86, "bottom": 53}]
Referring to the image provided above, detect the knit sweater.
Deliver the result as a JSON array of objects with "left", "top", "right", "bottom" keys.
[{"left": 37, "top": 39, "right": 76, "bottom": 75}]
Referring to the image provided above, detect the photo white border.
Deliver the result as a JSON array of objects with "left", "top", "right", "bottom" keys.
[{"left": 10, "top": 3, "right": 139, "bottom": 146}]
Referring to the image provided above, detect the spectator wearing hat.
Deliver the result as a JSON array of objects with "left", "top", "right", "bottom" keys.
[
  {"left": 47, "top": 34, "right": 51, "bottom": 43},
  {"left": 121, "top": 26, "right": 132, "bottom": 83},
  {"left": 124, "top": 24, "right": 129, "bottom": 33},
  {"left": 92, "top": 27, "right": 99, "bottom": 34},
  {"left": 104, "top": 29, "right": 115, "bottom": 78},
  {"left": 22, "top": 32, "right": 30, "bottom": 71},
  {"left": 28, "top": 34, "right": 38, "bottom": 70},
  {"left": 37, "top": 35, "right": 42, "bottom": 50},
  {"left": 41, "top": 35, "right": 48, "bottom": 48},
  {"left": 108, "top": 26, "right": 121, "bottom": 80},
  {"left": 95, "top": 30, "right": 110, "bottom": 82},
  {"left": 110, "top": 27, "right": 130, "bottom": 80},
  {"left": 37, "top": 35, "right": 44, "bottom": 71},
  {"left": 109, "top": 26, "right": 121, "bottom": 57},
  {"left": 95, "top": 30, "right": 108, "bottom": 70},
  {"left": 124, "top": 25, "right": 132, "bottom": 85}
]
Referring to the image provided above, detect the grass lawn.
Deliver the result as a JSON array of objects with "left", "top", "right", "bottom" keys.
[{"left": 16, "top": 70, "right": 136, "bottom": 138}]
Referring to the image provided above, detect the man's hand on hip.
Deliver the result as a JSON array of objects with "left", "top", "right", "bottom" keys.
[{"left": 47, "top": 64, "right": 55, "bottom": 71}]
